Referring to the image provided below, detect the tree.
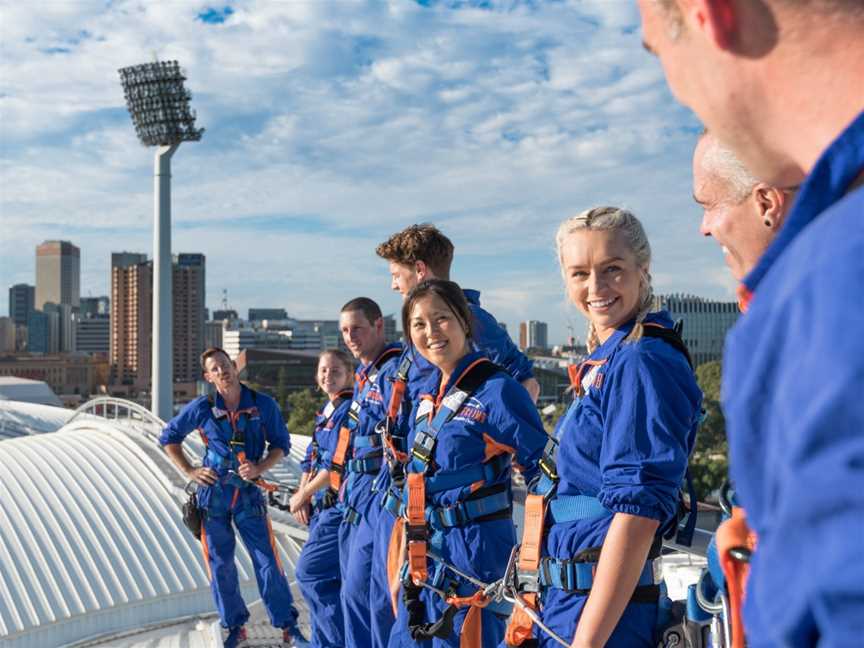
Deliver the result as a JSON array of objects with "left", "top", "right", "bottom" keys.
[
  {"left": 691, "top": 361, "right": 729, "bottom": 501},
  {"left": 286, "top": 388, "right": 323, "bottom": 437}
]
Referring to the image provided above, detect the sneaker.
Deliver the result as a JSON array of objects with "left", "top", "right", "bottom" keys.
[
  {"left": 282, "top": 626, "right": 310, "bottom": 647},
  {"left": 223, "top": 625, "right": 247, "bottom": 648}
]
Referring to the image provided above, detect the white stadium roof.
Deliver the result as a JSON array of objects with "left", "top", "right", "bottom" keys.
[
  {"left": 0, "top": 399, "right": 311, "bottom": 648},
  {"left": 0, "top": 378, "right": 62, "bottom": 408}
]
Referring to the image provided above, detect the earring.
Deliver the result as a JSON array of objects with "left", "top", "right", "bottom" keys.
[{"left": 764, "top": 218, "right": 773, "bottom": 227}]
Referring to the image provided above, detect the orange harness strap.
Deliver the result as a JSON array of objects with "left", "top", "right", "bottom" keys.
[
  {"left": 329, "top": 423, "right": 352, "bottom": 490},
  {"left": 716, "top": 506, "right": 757, "bottom": 648},
  {"left": 406, "top": 471, "right": 428, "bottom": 585},
  {"left": 505, "top": 493, "right": 546, "bottom": 645}
]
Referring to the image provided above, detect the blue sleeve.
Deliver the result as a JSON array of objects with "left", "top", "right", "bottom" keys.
[
  {"left": 262, "top": 395, "right": 291, "bottom": 455},
  {"left": 159, "top": 397, "right": 206, "bottom": 446},
  {"left": 598, "top": 346, "right": 699, "bottom": 524},
  {"left": 485, "top": 377, "right": 547, "bottom": 483},
  {"left": 300, "top": 436, "right": 314, "bottom": 472},
  {"left": 470, "top": 304, "right": 535, "bottom": 383}
]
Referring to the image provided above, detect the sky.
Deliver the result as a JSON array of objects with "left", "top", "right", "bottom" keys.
[{"left": 0, "top": 0, "right": 736, "bottom": 346}]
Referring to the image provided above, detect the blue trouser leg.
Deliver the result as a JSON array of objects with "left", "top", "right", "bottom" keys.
[
  {"left": 234, "top": 506, "right": 299, "bottom": 629},
  {"left": 339, "top": 475, "right": 379, "bottom": 648},
  {"left": 297, "top": 507, "right": 344, "bottom": 648},
  {"left": 535, "top": 589, "right": 658, "bottom": 648},
  {"left": 370, "top": 507, "right": 397, "bottom": 648},
  {"left": 203, "top": 513, "right": 250, "bottom": 629}
]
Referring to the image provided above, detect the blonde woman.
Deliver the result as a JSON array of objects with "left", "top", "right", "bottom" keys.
[{"left": 506, "top": 207, "right": 701, "bottom": 648}]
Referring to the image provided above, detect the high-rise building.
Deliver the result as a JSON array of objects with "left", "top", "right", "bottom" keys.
[
  {"left": 110, "top": 252, "right": 206, "bottom": 386},
  {"left": 111, "top": 254, "right": 151, "bottom": 386},
  {"left": 173, "top": 254, "right": 206, "bottom": 383},
  {"left": 0, "top": 317, "right": 16, "bottom": 353},
  {"left": 248, "top": 308, "right": 288, "bottom": 322},
  {"left": 519, "top": 320, "right": 549, "bottom": 351},
  {"left": 9, "top": 284, "right": 35, "bottom": 327},
  {"left": 44, "top": 302, "right": 78, "bottom": 353},
  {"left": 27, "top": 310, "right": 58, "bottom": 354},
  {"left": 212, "top": 309, "right": 238, "bottom": 322},
  {"left": 80, "top": 296, "right": 110, "bottom": 318},
  {"left": 35, "top": 240, "right": 80, "bottom": 310},
  {"left": 77, "top": 318, "right": 110, "bottom": 354},
  {"left": 653, "top": 294, "right": 739, "bottom": 366}
]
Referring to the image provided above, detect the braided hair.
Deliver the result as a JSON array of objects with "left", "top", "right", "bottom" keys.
[{"left": 555, "top": 206, "right": 654, "bottom": 354}]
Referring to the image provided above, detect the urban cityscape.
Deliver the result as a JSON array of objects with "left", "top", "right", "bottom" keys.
[{"left": 0, "top": 237, "right": 739, "bottom": 413}]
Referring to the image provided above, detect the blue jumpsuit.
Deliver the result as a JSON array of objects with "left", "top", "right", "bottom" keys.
[
  {"left": 369, "top": 290, "right": 535, "bottom": 648},
  {"left": 160, "top": 385, "right": 300, "bottom": 632},
  {"left": 388, "top": 351, "right": 547, "bottom": 648},
  {"left": 296, "top": 392, "right": 353, "bottom": 648},
  {"left": 723, "top": 110, "right": 864, "bottom": 646},
  {"left": 339, "top": 343, "right": 403, "bottom": 648},
  {"left": 535, "top": 313, "right": 701, "bottom": 647}
]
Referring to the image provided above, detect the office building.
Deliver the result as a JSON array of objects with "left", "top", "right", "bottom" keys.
[
  {"left": 77, "top": 317, "right": 110, "bottom": 354},
  {"left": 26, "top": 309, "right": 59, "bottom": 354},
  {"left": 9, "top": 284, "right": 35, "bottom": 327},
  {"left": 519, "top": 320, "right": 549, "bottom": 351},
  {"left": 212, "top": 309, "right": 238, "bottom": 322},
  {"left": 111, "top": 254, "right": 152, "bottom": 386},
  {"left": 173, "top": 254, "right": 206, "bottom": 383},
  {"left": 248, "top": 308, "right": 287, "bottom": 322},
  {"left": 80, "top": 296, "right": 110, "bottom": 318},
  {"left": 35, "top": 240, "right": 80, "bottom": 310},
  {"left": 0, "top": 318, "right": 15, "bottom": 353},
  {"left": 205, "top": 320, "right": 224, "bottom": 350},
  {"left": 653, "top": 294, "right": 739, "bottom": 366},
  {"left": 44, "top": 302, "right": 78, "bottom": 353},
  {"left": 110, "top": 252, "right": 206, "bottom": 386}
]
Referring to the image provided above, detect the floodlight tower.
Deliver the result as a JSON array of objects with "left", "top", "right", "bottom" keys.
[{"left": 119, "top": 60, "right": 204, "bottom": 420}]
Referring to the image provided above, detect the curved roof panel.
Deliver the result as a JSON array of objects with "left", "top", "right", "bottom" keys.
[{"left": 0, "top": 414, "right": 308, "bottom": 648}]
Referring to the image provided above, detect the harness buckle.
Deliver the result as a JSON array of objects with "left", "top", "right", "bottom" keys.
[
  {"left": 411, "top": 430, "right": 435, "bottom": 464},
  {"left": 515, "top": 565, "right": 541, "bottom": 595}
]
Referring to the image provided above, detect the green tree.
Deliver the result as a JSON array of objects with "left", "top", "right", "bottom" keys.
[
  {"left": 286, "top": 388, "right": 323, "bottom": 437},
  {"left": 691, "top": 361, "right": 729, "bottom": 501},
  {"left": 276, "top": 367, "right": 288, "bottom": 410}
]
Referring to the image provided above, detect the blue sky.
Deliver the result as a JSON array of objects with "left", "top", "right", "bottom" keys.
[{"left": 0, "top": 0, "right": 734, "bottom": 345}]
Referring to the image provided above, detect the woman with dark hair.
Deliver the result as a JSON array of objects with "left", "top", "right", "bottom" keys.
[
  {"left": 293, "top": 349, "right": 355, "bottom": 648},
  {"left": 387, "top": 279, "right": 548, "bottom": 648}
]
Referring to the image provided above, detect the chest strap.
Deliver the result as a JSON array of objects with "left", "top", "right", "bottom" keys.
[
  {"left": 406, "top": 358, "right": 501, "bottom": 585},
  {"left": 330, "top": 346, "right": 400, "bottom": 490}
]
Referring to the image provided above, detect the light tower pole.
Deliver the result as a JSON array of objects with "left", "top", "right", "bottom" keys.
[{"left": 119, "top": 61, "right": 203, "bottom": 420}]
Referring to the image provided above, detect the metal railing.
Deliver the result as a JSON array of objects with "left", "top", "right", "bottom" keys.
[{"left": 69, "top": 397, "right": 165, "bottom": 442}]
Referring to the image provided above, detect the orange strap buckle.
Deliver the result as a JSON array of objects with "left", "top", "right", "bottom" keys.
[
  {"left": 406, "top": 472, "right": 428, "bottom": 584},
  {"left": 505, "top": 493, "right": 546, "bottom": 646},
  {"left": 329, "top": 424, "right": 352, "bottom": 490},
  {"left": 716, "top": 506, "right": 757, "bottom": 648}
]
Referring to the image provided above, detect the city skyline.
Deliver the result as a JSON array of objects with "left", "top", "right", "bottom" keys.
[{"left": 0, "top": 2, "right": 736, "bottom": 346}]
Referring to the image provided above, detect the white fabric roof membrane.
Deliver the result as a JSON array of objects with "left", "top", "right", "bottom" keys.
[
  {"left": 0, "top": 400, "right": 75, "bottom": 441},
  {"left": 0, "top": 377, "right": 63, "bottom": 408},
  {"left": 0, "top": 405, "right": 312, "bottom": 648}
]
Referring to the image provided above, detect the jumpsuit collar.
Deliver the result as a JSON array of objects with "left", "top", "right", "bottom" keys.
[
  {"left": 212, "top": 383, "right": 255, "bottom": 412},
  {"left": 742, "top": 109, "right": 864, "bottom": 298},
  {"left": 589, "top": 311, "right": 675, "bottom": 361},
  {"left": 462, "top": 288, "right": 481, "bottom": 305},
  {"left": 432, "top": 349, "right": 486, "bottom": 401}
]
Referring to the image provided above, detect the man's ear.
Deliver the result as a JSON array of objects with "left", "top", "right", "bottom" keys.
[
  {"left": 415, "top": 260, "right": 429, "bottom": 281},
  {"left": 754, "top": 184, "right": 786, "bottom": 232},
  {"left": 680, "top": 0, "right": 738, "bottom": 50}
]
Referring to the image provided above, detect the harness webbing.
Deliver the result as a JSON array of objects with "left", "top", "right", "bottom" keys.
[{"left": 329, "top": 346, "right": 401, "bottom": 491}]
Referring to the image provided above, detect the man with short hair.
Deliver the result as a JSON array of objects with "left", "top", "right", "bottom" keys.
[
  {"left": 368, "top": 224, "right": 539, "bottom": 648},
  {"left": 376, "top": 223, "right": 538, "bottom": 400},
  {"left": 640, "top": 1, "right": 864, "bottom": 644},
  {"left": 692, "top": 131, "right": 797, "bottom": 281},
  {"left": 161, "top": 347, "right": 307, "bottom": 648},
  {"left": 335, "top": 298, "right": 402, "bottom": 648}
]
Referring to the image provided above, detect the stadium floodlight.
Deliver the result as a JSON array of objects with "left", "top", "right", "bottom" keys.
[{"left": 119, "top": 60, "right": 204, "bottom": 421}]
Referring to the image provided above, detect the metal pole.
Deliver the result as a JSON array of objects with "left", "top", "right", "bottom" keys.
[{"left": 152, "top": 143, "right": 179, "bottom": 421}]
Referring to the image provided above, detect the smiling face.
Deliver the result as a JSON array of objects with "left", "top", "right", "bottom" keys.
[
  {"left": 316, "top": 353, "right": 352, "bottom": 399},
  {"left": 339, "top": 309, "right": 384, "bottom": 363},
  {"left": 560, "top": 228, "right": 647, "bottom": 343},
  {"left": 203, "top": 351, "right": 240, "bottom": 396},
  {"left": 693, "top": 137, "right": 775, "bottom": 280},
  {"left": 408, "top": 293, "right": 470, "bottom": 377}
]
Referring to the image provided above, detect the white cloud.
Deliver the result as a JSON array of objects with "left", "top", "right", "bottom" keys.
[{"left": 0, "top": 0, "right": 723, "bottom": 344}]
